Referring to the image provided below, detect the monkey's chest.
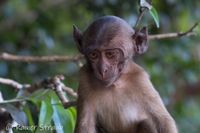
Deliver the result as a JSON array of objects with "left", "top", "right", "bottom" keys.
[{"left": 96, "top": 95, "right": 143, "bottom": 132}]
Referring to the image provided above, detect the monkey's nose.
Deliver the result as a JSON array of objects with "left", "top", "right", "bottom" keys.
[{"left": 100, "top": 69, "right": 108, "bottom": 79}]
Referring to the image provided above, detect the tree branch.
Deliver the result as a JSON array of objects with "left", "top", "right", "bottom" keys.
[
  {"left": 0, "top": 53, "right": 84, "bottom": 63},
  {"left": 63, "top": 86, "right": 78, "bottom": 98},
  {"left": 149, "top": 22, "right": 199, "bottom": 40},
  {"left": 0, "top": 23, "right": 198, "bottom": 63},
  {"left": 134, "top": 7, "right": 148, "bottom": 29},
  {"left": 63, "top": 101, "right": 77, "bottom": 108},
  {"left": 0, "top": 76, "right": 78, "bottom": 108},
  {"left": 0, "top": 77, "right": 23, "bottom": 90}
]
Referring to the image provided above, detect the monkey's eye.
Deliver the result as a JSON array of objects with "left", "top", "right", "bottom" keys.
[
  {"left": 105, "top": 51, "right": 115, "bottom": 59},
  {"left": 88, "top": 51, "right": 99, "bottom": 60},
  {"left": 105, "top": 49, "right": 119, "bottom": 59}
]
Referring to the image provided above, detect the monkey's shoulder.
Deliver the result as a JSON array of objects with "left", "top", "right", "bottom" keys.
[
  {"left": 123, "top": 62, "right": 150, "bottom": 84},
  {"left": 120, "top": 62, "right": 160, "bottom": 95}
]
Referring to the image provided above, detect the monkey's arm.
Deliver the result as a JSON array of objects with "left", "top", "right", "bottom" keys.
[
  {"left": 133, "top": 70, "right": 178, "bottom": 133},
  {"left": 148, "top": 93, "right": 178, "bottom": 133},
  {"left": 151, "top": 106, "right": 178, "bottom": 133},
  {"left": 139, "top": 75, "right": 178, "bottom": 133},
  {"left": 74, "top": 95, "right": 97, "bottom": 133}
]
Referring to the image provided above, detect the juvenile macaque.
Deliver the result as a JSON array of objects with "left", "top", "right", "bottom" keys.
[{"left": 73, "top": 16, "right": 178, "bottom": 133}]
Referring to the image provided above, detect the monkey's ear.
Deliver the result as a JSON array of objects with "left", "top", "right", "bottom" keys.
[
  {"left": 132, "top": 27, "right": 148, "bottom": 54},
  {"left": 73, "top": 25, "right": 83, "bottom": 53}
]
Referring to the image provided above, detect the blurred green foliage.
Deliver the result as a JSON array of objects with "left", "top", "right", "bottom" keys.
[{"left": 0, "top": 0, "right": 200, "bottom": 132}]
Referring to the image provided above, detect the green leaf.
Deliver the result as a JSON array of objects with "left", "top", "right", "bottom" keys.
[
  {"left": 149, "top": 6, "right": 160, "bottom": 28},
  {"left": 68, "top": 107, "right": 77, "bottom": 122},
  {"left": 28, "top": 89, "right": 50, "bottom": 107},
  {"left": 66, "top": 107, "right": 77, "bottom": 130},
  {"left": 29, "top": 89, "right": 50, "bottom": 103},
  {"left": 51, "top": 94, "right": 75, "bottom": 133},
  {"left": 23, "top": 106, "right": 35, "bottom": 127},
  {"left": 39, "top": 101, "right": 53, "bottom": 126}
]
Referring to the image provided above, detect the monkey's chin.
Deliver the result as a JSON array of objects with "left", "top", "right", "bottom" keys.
[{"left": 96, "top": 77, "right": 117, "bottom": 87}]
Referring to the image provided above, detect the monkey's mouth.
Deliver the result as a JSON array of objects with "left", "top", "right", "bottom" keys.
[
  {"left": 96, "top": 73, "right": 110, "bottom": 80},
  {"left": 96, "top": 74, "right": 117, "bottom": 85}
]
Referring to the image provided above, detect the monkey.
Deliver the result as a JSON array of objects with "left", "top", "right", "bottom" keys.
[{"left": 73, "top": 16, "right": 178, "bottom": 133}]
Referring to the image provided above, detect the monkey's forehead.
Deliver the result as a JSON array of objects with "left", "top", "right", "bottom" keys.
[
  {"left": 81, "top": 16, "right": 135, "bottom": 57},
  {"left": 82, "top": 22, "right": 134, "bottom": 47},
  {"left": 83, "top": 16, "right": 135, "bottom": 37},
  {"left": 86, "top": 16, "right": 134, "bottom": 30}
]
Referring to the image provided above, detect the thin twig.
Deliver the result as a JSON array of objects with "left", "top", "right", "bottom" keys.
[
  {"left": 149, "top": 22, "right": 199, "bottom": 40},
  {"left": 62, "top": 86, "right": 78, "bottom": 98},
  {"left": 0, "top": 53, "right": 84, "bottom": 63},
  {"left": 134, "top": 7, "right": 148, "bottom": 29},
  {"left": 63, "top": 101, "right": 77, "bottom": 108},
  {"left": 0, "top": 77, "right": 23, "bottom": 90},
  {"left": 0, "top": 98, "right": 27, "bottom": 104},
  {"left": 52, "top": 75, "right": 70, "bottom": 106}
]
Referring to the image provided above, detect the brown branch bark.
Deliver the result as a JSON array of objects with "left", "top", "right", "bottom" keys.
[
  {"left": 63, "top": 86, "right": 78, "bottom": 98},
  {"left": 63, "top": 101, "right": 77, "bottom": 108},
  {"left": 0, "top": 22, "right": 198, "bottom": 63},
  {"left": 134, "top": 7, "right": 148, "bottom": 29},
  {"left": 149, "top": 22, "right": 199, "bottom": 40},
  {"left": 0, "top": 53, "right": 84, "bottom": 63},
  {"left": 0, "top": 77, "right": 24, "bottom": 90}
]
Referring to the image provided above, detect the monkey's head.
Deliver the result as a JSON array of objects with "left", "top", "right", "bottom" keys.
[{"left": 73, "top": 16, "right": 148, "bottom": 86}]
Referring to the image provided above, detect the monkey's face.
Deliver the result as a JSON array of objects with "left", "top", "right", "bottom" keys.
[
  {"left": 86, "top": 48, "right": 125, "bottom": 85},
  {"left": 73, "top": 16, "right": 149, "bottom": 86}
]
